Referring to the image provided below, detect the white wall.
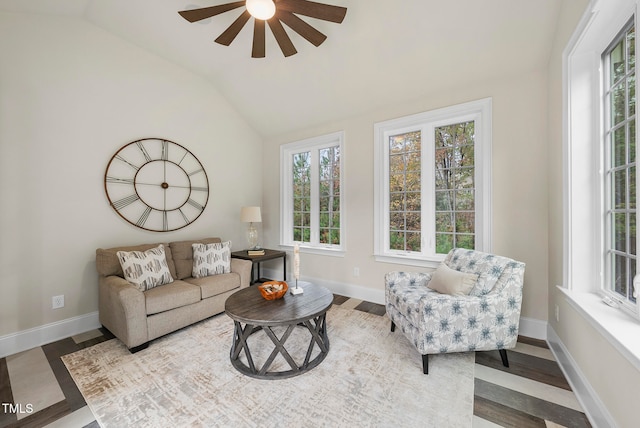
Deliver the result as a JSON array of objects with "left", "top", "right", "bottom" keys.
[
  {"left": 546, "top": 1, "right": 640, "bottom": 427},
  {"left": 0, "top": 12, "right": 262, "bottom": 338},
  {"left": 261, "top": 69, "right": 550, "bottom": 324}
]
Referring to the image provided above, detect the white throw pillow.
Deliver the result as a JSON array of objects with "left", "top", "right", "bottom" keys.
[
  {"left": 192, "top": 241, "right": 232, "bottom": 278},
  {"left": 117, "top": 244, "right": 174, "bottom": 292},
  {"left": 427, "top": 263, "right": 478, "bottom": 296}
]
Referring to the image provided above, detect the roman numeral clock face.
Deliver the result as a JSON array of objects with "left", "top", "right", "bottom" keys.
[{"left": 104, "top": 138, "right": 209, "bottom": 232}]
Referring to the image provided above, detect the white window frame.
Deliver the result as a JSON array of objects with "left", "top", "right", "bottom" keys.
[
  {"left": 373, "top": 98, "right": 492, "bottom": 268},
  {"left": 564, "top": 0, "right": 640, "bottom": 321},
  {"left": 280, "top": 131, "right": 345, "bottom": 256}
]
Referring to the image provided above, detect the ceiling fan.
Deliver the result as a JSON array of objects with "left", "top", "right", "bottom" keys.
[{"left": 179, "top": 0, "right": 347, "bottom": 58}]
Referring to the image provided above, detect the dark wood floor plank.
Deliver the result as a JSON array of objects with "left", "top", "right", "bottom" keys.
[
  {"left": 476, "top": 349, "right": 572, "bottom": 390},
  {"left": 474, "top": 395, "right": 547, "bottom": 428},
  {"left": 0, "top": 357, "right": 17, "bottom": 428},
  {"left": 517, "top": 335, "right": 549, "bottom": 348},
  {"left": 332, "top": 294, "right": 350, "bottom": 305},
  {"left": 354, "top": 300, "right": 386, "bottom": 316},
  {"left": 99, "top": 327, "right": 116, "bottom": 341},
  {"left": 0, "top": 412, "right": 17, "bottom": 428},
  {"left": 475, "top": 379, "right": 592, "bottom": 428},
  {"left": 0, "top": 358, "right": 14, "bottom": 405}
]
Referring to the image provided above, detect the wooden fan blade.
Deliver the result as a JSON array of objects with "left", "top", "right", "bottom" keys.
[
  {"left": 277, "top": 10, "right": 327, "bottom": 47},
  {"left": 215, "top": 10, "right": 251, "bottom": 46},
  {"left": 268, "top": 18, "right": 297, "bottom": 57},
  {"left": 179, "top": 1, "right": 245, "bottom": 23},
  {"left": 277, "top": 0, "right": 347, "bottom": 23},
  {"left": 252, "top": 19, "right": 266, "bottom": 58}
]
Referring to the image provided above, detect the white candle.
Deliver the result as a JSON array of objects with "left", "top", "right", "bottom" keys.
[{"left": 294, "top": 243, "right": 300, "bottom": 280}]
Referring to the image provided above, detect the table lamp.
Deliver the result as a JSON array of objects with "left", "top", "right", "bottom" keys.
[{"left": 240, "top": 206, "right": 262, "bottom": 250}]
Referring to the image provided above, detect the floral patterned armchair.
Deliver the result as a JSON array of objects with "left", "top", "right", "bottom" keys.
[{"left": 385, "top": 248, "right": 526, "bottom": 374}]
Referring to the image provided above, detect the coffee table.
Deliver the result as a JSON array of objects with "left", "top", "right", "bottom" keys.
[{"left": 224, "top": 282, "right": 333, "bottom": 379}]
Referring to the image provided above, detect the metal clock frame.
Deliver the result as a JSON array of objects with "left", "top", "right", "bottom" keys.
[{"left": 104, "top": 138, "right": 209, "bottom": 232}]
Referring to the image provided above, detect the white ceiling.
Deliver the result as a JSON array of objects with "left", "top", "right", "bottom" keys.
[{"left": 0, "top": 0, "right": 561, "bottom": 137}]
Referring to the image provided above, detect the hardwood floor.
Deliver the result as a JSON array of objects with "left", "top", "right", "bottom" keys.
[{"left": 0, "top": 296, "right": 591, "bottom": 428}]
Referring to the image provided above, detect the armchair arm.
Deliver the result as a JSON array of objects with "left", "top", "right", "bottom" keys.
[
  {"left": 98, "top": 275, "right": 148, "bottom": 349},
  {"left": 384, "top": 271, "right": 432, "bottom": 288}
]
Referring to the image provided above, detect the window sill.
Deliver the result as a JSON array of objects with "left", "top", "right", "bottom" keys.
[
  {"left": 279, "top": 244, "right": 345, "bottom": 258},
  {"left": 374, "top": 253, "right": 444, "bottom": 269},
  {"left": 558, "top": 286, "right": 640, "bottom": 372}
]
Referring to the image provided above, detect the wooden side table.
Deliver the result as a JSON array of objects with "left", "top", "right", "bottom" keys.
[{"left": 231, "top": 249, "right": 286, "bottom": 284}]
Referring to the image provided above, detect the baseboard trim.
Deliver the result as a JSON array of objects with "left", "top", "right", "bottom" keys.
[
  {"left": 518, "top": 316, "right": 547, "bottom": 340},
  {"left": 264, "top": 268, "right": 547, "bottom": 340},
  {"left": 547, "top": 325, "right": 616, "bottom": 428},
  {"left": 0, "top": 312, "right": 100, "bottom": 359}
]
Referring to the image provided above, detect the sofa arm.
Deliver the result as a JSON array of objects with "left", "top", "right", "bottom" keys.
[
  {"left": 231, "top": 258, "right": 252, "bottom": 289},
  {"left": 98, "top": 275, "right": 148, "bottom": 349}
]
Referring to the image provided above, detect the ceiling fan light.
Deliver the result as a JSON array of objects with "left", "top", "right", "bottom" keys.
[{"left": 246, "top": 0, "right": 276, "bottom": 20}]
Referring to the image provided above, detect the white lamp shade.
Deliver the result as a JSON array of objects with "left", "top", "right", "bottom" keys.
[
  {"left": 240, "top": 206, "right": 262, "bottom": 223},
  {"left": 245, "top": 0, "right": 276, "bottom": 20}
]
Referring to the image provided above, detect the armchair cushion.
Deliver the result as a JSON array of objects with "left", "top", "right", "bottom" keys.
[{"left": 428, "top": 263, "right": 477, "bottom": 296}]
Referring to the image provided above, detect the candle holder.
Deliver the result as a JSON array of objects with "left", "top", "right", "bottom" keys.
[
  {"left": 291, "top": 243, "right": 304, "bottom": 295},
  {"left": 291, "top": 279, "right": 304, "bottom": 295}
]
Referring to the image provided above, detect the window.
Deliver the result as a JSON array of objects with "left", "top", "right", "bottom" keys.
[
  {"left": 603, "top": 20, "right": 638, "bottom": 311},
  {"left": 280, "top": 131, "right": 345, "bottom": 254},
  {"left": 564, "top": 0, "right": 640, "bottom": 320},
  {"left": 374, "top": 98, "right": 492, "bottom": 267}
]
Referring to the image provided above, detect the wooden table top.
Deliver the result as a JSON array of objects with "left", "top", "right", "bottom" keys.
[
  {"left": 225, "top": 282, "right": 333, "bottom": 326},
  {"left": 230, "top": 249, "right": 285, "bottom": 262}
]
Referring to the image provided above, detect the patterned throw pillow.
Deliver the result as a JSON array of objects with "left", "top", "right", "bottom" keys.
[
  {"left": 192, "top": 241, "right": 232, "bottom": 278},
  {"left": 117, "top": 244, "right": 174, "bottom": 292}
]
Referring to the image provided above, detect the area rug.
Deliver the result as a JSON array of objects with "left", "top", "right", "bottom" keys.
[{"left": 62, "top": 306, "right": 474, "bottom": 427}]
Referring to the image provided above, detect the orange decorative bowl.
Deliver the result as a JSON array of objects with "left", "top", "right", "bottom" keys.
[{"left": 258, "top": 281, "right": 288, "bottom": 300}]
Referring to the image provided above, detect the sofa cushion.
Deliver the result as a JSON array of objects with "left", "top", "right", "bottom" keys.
[
  {"left": 117, "top": 245, "right": 174, "bottom": 292},
  {"left": 144, "top": 280, "right": 201, "bottom": 315},
  {"left": 96, "top": 243, "right": 177, "bottom": 279},
  {"left": 184, "top": 273, "right": 240, "bottom": 299},
  {"left": 170, "top": 237, "right": 221, "bottom": 280},
  {"left": 192, "top": 241, "right": 232, "bottom": 278},
  {"left": 427, "top": 262, "right": 477, "bottom": 296}
]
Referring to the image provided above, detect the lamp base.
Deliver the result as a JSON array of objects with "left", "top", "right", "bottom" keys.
[{"left": 246, "top": 223, "right": 259, "bottom": 250}]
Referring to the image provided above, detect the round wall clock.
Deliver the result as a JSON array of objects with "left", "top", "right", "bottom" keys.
[{"left": 104, "top": 138, "right": 209, "bottom": 232}]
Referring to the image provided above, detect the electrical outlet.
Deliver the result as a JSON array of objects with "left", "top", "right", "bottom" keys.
[
  {"left": 353, "top": 267, "right": 360, "bottom": 277},
  {"left": 52, "top": 295, "right": 64, "bottom": 309},
  {"left": 555, "top": 304, "right": 560, "bottom": 322}
]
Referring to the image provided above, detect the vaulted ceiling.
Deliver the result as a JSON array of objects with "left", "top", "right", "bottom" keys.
[{"left": 0, "top": 0, "right": 561, "bottom": 137}]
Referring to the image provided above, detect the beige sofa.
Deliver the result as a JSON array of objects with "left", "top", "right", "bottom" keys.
[{"left": 96, "top": 237, "right": 251, "bottom": 352}]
